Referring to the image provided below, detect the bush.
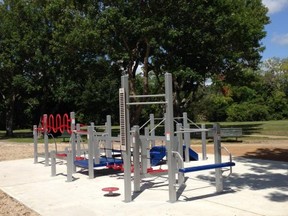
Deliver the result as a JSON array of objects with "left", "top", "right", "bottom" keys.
[
  {"left": 227, "top": 102, "right": 269, "bottom": 121},
  {"left": 203, "top": 95, "right": 233, "bottom": 122}
]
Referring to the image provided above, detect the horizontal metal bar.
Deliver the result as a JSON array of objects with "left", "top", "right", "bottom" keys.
[
  {"left": 140, "top": 135, "right": 166, "bottom": 141},
  {"left": 129, "top": 94, "right": 165, "bottom": 98},
  {"left": 127, "top": 101, "right": 167, "bottom": 105},
  {"left": 175, "top": 128, "right": 210, "bottom": 133}
]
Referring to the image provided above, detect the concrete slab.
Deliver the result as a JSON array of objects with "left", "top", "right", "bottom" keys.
[{"left": 0, "top": 156, "right": 287, "bottom": 216}]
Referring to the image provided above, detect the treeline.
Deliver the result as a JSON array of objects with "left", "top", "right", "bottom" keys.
[
  {"left": 1, "top": 0, "right": 283, "bottom": 136},
  {"left": 192, "top": 58, "right": 288, "bottom": 122}
]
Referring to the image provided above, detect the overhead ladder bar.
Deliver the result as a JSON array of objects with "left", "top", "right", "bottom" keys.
[
  {"left": 127, "top": 101, "right": 167, "bottom": 105},
  {"left": 129, "top": 94, "right": 165, "bottom": 98}
]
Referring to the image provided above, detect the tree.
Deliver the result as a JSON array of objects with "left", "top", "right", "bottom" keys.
[
  {"left": 0, "top": 0, "right": 271, "bottom": 133},
  {"left": 259, "top": 58, "right": 288, "bottom": 119},
  {"left": 0, "top": 0, "right": 41, "bottom": 135},
  {"left": 96, "top": 0, "right": 269, "bottom": 121}
]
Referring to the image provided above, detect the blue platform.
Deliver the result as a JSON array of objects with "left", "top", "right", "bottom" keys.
[
  {"left": 150, "top": 145, "right": 199, "bottom": 166},
  {"left": 74, "top": 157, "right": 123, "bottom": 169}
]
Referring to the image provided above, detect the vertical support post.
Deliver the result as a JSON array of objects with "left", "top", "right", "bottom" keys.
[
  {"left": 183, "top": 112, "right": 190, "bottom": 162},
  {"left": 51, "top": 150, "right": 56, "bottom": 176},
  {"left": 201, "top": 124, "right": 207, "bottom": 160},
  {"left": 121, "top": 75, "right": 132, "bottom": 202},
  {"left": 33, "top": 125, "right": 38, "bottom": 164},
  {"left": 91, "top": 122, "right": 100, "bottom": 164},
  {"left": 66, "top": 150, "right": 73, "bottom": 182},
  {"left": 149, "top": 114, "right": 155, "bottom": 147},
  {"left": 106, "top": 115, "right": 112, "bottom": 158},
  {"left": 165, "top": 73, "right": 177, "bottom": 203},
  {"left": 43, "top": 114, "right": 49, "bottom": 167},
  {"left": 144, "top": 127, "right": 150, "bottom": 170},
  {"left": 70, "top": 112, "right": 76, "bottom": 171},
  {"left": 133, "top": 126, "right": 141, "bottom": 192},
  {"left": 76, "top": 123, "right": 81, "bottom": 156},
  {"left": 176, "top": 123, "right": 183, "bottom": 158},
  {"left": 88, "top": 125, "right": 95, "bottom": 179},
  {"left": 213, "top": 123, "right": 223, "bottom": 192},
  {"left": 176, "top": 123, "right": 184, "bottom": 185}
]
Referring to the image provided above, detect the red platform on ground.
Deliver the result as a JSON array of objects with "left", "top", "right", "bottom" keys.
[{"left": 102, "top": 187, "right": 119, "bottom": 196}]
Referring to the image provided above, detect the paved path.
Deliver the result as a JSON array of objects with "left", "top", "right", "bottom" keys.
[{"left": 0, "top": 156, "right": 287, "bottom": 216}]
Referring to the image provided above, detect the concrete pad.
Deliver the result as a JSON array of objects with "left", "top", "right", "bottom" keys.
[{"left": 0, "top": 156, "right": 287, "bottom": 216}]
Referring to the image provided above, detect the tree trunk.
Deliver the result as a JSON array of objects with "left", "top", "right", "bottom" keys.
[
  {"left": 5, "top": 94, "right": 15, "bottom": 137},
  {"left": 128, "top": 38, "right": 151, "bottom": 125}
]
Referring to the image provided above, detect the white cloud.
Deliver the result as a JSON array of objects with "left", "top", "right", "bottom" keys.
[
  {"left": 262, "top": 0, "right": 288, "bottom": 14},
  {"left": 272, "top": 33, "right": 288, "bottom": 45}
]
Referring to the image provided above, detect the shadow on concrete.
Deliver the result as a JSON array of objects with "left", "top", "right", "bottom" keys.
[
  {"left": 196, "top": 157, "right": 288, "bottom": 202},
  {"left": 183, "top": 189, "right": 237, "bottom": 202},
  {"left": 243, "top": 148, "right": 288, "bottom": 162},
  {"left": 132, "top": 178, "right": 169, "bottom": 200}
]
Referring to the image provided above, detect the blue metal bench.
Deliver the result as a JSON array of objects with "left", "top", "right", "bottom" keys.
[{"left": 179, "top": 162, "right": 235, "bottom": 173}]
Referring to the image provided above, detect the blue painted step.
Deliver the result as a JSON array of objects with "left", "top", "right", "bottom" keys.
[
  {"left": 150, "top": 146, "right": 166, "bottom": 166},
  {"left": 149, "top": 145, "right": 199, "bottom": 166},
  {"left": 183, "top": 145, "right": 198, "bottom": 161}
]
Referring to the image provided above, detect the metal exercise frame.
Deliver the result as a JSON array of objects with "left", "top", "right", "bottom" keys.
[
  {"left": 33, "top": 112, "right": 76, "bottom": 166},
  {"left": 120, "top": 73, "right": 235, "bottom": 203},
  {"left": 63, "top": 116, "right": 121, "bottom": 182},
  {"left": 120, "top": 73, "right": 177, "bottom": 202},
  {"left": 144, "top": 112, "right": 208, "bottom": 162}
]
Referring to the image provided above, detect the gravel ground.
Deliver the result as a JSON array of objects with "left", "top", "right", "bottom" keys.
[{"left": 0, "top": 139, "right": 288, "bottom": 215}]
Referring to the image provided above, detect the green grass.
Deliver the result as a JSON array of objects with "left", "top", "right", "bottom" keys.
[
  {"left": 218, "top": 120, "right": 288, "bottom": 137},
  {"left": 1, "top": 120, "right": 288, "bottom": 143},
  {"left": 0, "top": 129, "right": 69, "bottom": 143}
]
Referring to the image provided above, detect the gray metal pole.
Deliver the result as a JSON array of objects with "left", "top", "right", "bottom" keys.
[
  {"left": 51, "top": 150, "right": 56, "bottom": 176},
  {"left": 133, "top": 126, "right": 141, "bottom": 192},
  {"left": 183, "top": 112, "right": 190, "bottom": 162},
  {"left": 33, "top": 125, "right": 38, "bottom": 164},
  {"left": 66, "top": 150, "right": 73, "bottom": 182},
  {"left": 144, "top": 127, "right": 150, "bottom": 170},
  {"left": 88, "top": 125, "right": 95, "bottom": 179},
  {"left": 121, "top": 75, "right": 132, "bottom": 202},
  {"left": 213, "top": 123, "right": 223, "bottom": 192},
  {"left": 149, "top": 114, "right": 155, "bottom": 147},
  {"left": 176, "top": 123, "right": 183, "bottom": 158},
  {"left": 106, "top": 115, "right": 112, "bottom": 158},
  {"left": 70, "top": 112, "right": 76, "bottom": 172},
  {"left": 91, "top": 122, "right": 100, "bottom": 164},
  {"left": 165, "top": 73, "right": 177, "bottom": 203},
  {"left": 76, "top": 123, "right": 81, "bottom": 156},
  {"left": 176, "top": 123, "right": 184, "bottom": 185},
  {"left": 201, "top": 124, "right": 207, "bottom": 160},
  {"left": 43, "top": 114, "right": 49, "bottom": 167}
]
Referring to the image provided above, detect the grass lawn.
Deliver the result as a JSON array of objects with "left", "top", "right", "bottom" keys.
[
  {"left": 1, "top": 120, "right": 288, "bottom": 142},
  {"left": 219, "top": 120, "right": 288, "bottom": 137}
]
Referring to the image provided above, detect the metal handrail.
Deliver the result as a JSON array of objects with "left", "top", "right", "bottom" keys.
[{"left": 221, "top": 146, "right": 233, "bottom": 175}]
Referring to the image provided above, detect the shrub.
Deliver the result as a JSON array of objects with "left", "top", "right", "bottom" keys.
[{"left": 227, "top": 102, "right": 269, "bottom": 121}]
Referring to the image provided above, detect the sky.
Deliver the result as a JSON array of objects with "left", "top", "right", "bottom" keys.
[{"left": 261, "top": 0, "right": 288, "bottom": 60}]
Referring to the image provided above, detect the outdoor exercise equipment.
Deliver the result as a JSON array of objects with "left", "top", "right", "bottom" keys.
[
  {"left": 119, "top": 72, "right": 236, "bottom": 203},
  {"left": 174, "top": 113, "right": 208, "bottom": 161},
  {"left": 119, "top": 72, "right": 176, "bottom": 202},
  {"left": 177, "top": 123, "right": 235, "bottom": 194},
  {"left": 33, "top": 112, "right": 76, "bottom": 166},
  {"left": 65, "top": 121, "right": 124, "bottom": 182},
  {"left": 102, "top": 187, "right": 120, "bottom": 197}
]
